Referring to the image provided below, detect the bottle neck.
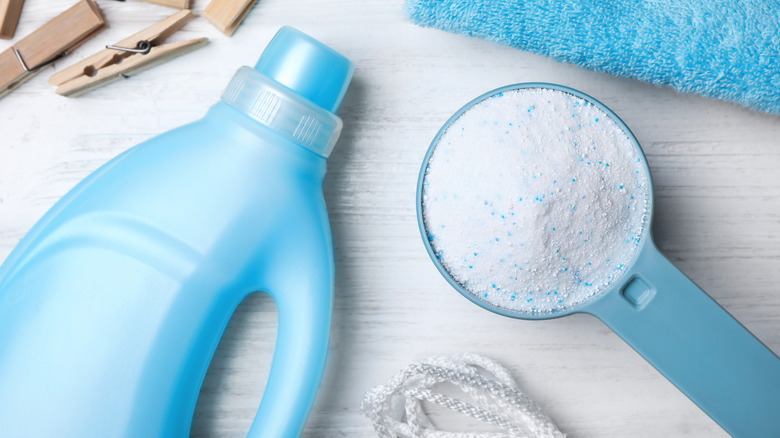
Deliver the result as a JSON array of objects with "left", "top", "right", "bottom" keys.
[
  {"left": 206, "top": 102, "right": 327, "bottom": 182},
  {"left": 221, "top": 67, "right": 343, "bottom": 158}
]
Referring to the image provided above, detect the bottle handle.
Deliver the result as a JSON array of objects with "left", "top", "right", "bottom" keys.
[
  {"left": 586, "top": 241, "right": 780, "bottom": 437},
  {"left": 246, "top": 251, "right": 333, "bottom": 437}
]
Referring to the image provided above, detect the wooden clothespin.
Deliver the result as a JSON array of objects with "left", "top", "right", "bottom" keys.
[
  {"left": 49, "top": 10, "right": 208, "bottom": 97},
  {"left": 114, "top": 0, "right": 192, "bottom": 9},
  {"left": 0, "top": 0, "right": 25, "bottom": 39},
  {"left": 202, "top": 0, "right": 258, "bottom": 36},
  {"left": 140, "top": 0, "right": 191, "bottom": 8},
  {"left": 0, "top": 0, "right": 106, "bottom": 98}
]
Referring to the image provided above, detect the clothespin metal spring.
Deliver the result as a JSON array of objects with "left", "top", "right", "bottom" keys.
[
  {"left": 106, "top": 40, "right": 152, "bottom": 55},
  {"left": 13, "top": 48, "right": 66, "bottom": 72}
]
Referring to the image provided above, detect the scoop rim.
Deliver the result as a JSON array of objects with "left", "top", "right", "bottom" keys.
[{"left": 415, "top": 82, "right": 655, "bottom": 320}]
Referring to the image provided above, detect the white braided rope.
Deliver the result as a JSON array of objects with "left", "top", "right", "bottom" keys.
[{"left": 362, "top": 353, "right": 565, "bottom": 438}]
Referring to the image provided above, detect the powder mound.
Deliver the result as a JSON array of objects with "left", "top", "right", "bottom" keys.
[{"left": 422, "top": 87, "right": 650, "bottom": 315}]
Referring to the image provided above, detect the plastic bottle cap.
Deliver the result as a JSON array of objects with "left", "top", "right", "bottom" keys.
[
  {"left": 254, "top": 27, "right": 353, "bottom": 113},
  {"left": 221, "top": 27, "right": 354, "bottom": 157}
]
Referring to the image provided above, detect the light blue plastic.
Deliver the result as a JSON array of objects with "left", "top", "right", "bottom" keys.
[
  {"left": 254, "top": 26, "right": 352, "bottom": 114},
  {"left": 0, "top": 27, "right": 352, "bottom": 438},
  {"left": 417, "top": 83, "right": 780, "bottom": 437}
]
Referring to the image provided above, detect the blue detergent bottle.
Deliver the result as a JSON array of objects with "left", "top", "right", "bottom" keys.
[{"left": 0, "top": 26, "right": 353, "bottom": 438}]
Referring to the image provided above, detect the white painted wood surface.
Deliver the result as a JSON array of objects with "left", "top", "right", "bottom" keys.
[{"left": 1, "top": 1, "right": 778, "bottom": 436}]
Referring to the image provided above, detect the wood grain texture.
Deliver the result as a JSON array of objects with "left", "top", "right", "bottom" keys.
[
  {"left": 50, "top": 10, "right": 208, "bottom": 97},
  {"left": 0, "top": 0, "right": 105, "bottom": 96},
  {"left": 138, "top": 0, "right": 191, "bottom": 9},
  {"left": 49, "top": 9, "right": 196, "bottom": 87},
  {"left": 0, "top": 0, "right": 25, "bottom": 39},
  {"left": 0, "top": 1, "right": 778, "bottom": 437},
  {"left": 202, "top": 0, "right": 258, "bottom": 36}
]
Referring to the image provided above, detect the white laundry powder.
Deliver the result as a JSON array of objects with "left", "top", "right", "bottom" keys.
[{"left": 421, "top": 87, "right": 650, "bottom": 315}]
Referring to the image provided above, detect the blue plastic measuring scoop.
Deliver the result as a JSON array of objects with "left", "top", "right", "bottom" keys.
[{"left": 416, "top": 83, "right": 780, "bottom": 437}]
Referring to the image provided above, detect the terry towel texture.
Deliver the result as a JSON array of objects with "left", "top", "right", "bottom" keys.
[{"left": 405, "top": 0, "right": 780, "bottom": 115}]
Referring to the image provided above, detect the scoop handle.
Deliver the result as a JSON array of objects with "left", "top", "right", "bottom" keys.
[{"left": 586, "top": 240, "right": 780, "bottom": 437}]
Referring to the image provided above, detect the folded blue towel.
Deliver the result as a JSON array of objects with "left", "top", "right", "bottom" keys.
[{"left": 405, "top": 0, "right": 780, "bottom": 115}]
